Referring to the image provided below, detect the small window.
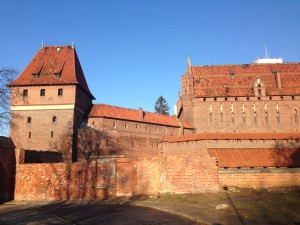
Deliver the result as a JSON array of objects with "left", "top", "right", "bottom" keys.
[
  {"left": 113, "top": 121, "right": 117, "bottom": 129},
  {"left": 253, "top": 112, "right": 257, "bottom": 124},
  {"left": 231, "top": 113, "right": 235, "bottom": 124},
  {"left": 27, "top": 117, "right": 31, "bottom": 123},
  {"left": 28, "top": 132, "right": 31, "bottom": 139},
  {"left": 242, "top": 112, "right": 246, "bottom": 124},
  {"left": 220, "top": 113, "right": 224, "bottom": 124},
  {"left": 136, "top": 124, "right": 138, "bottom": 130},
  {"left": 230, "top": 72, "right": 235, "bottom": 78},
  {"left": 51, "top": 131, "right": 54, "bottom": 138},
  {"left": 32, "top": 74, "right": 39, "bottom": 79},
  {"left": 40, "top": 89, "right": 45, "bottom": 96},
  {"left": 258, "top": 89, "right": 262, "bottom": 97},
  {"left": 52, "top": 116, "right": 57, "bottom": 123},
  {"left": 146, "top": 125, "right": 149, "bottom": 131},
  {"left": 23, "top": 89, "right": 28, "bottom": 97},
  {"left": 265, "top": 112, "right": 269, "bottom": 125},
  {"left": 276, "top": 112, "right": 280, "bottom": 124},
  {"left": 156, "top": 126, "right": 158, "bottom": 132},
  {"left": 58, "top": 88, "right": 63, "bottom": 96},
  {"left": 165, "top": 128, "right": 167, "bottom": 133},
  {"left": 125, "top": 122, "right": 128, "bottom": 129},
  {"left": 209, "top": 113, "right": 213, "bottom": 125},
  {"left": 294, "top": 109, "right": 299, "bottom": 125},
  {"left": 54, "top": 73, "right": 61, "bottom": 79}
]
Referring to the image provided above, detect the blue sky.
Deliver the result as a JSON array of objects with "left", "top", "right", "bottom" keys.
[{"left": 1, "top": 0, "right": 300, "bottom": 115}]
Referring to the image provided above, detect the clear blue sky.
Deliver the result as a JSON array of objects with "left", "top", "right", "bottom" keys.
[{"left": 1, "top": 0, "right": 300, "bottom": 114}]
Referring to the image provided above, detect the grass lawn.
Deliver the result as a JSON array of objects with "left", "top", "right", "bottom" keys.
[{"left": 151, "top": 187, "right": 300, "bottom": 224}]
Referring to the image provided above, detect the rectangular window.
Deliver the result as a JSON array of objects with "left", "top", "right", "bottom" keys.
[
  {"left": 23, "top": 89, "right": 28, "bottom": 97},
  {"left": 40, "top": 89, "right": 45, "bottom": 96},
  {"left": 29, "top": 132, "right": 31, "bottom": 138},
  {"left": 58, "top": 88, "right": 63, "bottom": 96}
]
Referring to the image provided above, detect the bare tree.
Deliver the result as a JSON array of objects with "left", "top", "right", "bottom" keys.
[{"left": 0, "top": 68, "right": 17, "bottom": 135}]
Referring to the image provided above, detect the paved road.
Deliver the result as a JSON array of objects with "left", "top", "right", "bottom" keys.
[{"left": 0, "top": 200, "right": 201, "bottom": 225}]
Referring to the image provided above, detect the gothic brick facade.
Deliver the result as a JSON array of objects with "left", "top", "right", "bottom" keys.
[{"left": 6, "top": 45, "right": 300, "bottom": 199}]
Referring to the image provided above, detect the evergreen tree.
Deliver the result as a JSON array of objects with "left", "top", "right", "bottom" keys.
[{"left": 154, "top": 96, "right": 170, "bottom": 115}]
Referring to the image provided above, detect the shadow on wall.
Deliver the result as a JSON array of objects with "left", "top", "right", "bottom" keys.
[
  {"left": 273, "top": 139, "right": 300, "bottom": 167},
  {"left": 0, "top": 142, "right": 16, "bottom": 204}
]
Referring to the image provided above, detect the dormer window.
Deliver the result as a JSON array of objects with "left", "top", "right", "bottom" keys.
[
  {"left": 230, "top": 72, "right": 235, "bottom": 78},
  {"left": 54, "top": 73, "right": 61, "bottom": 79},
  {"left": 32, "top": 73, "right": 39, "bottom": 79}
]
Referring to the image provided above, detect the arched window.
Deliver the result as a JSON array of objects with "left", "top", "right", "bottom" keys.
[
  {"left": 27, "top": 116, "right": 31, "bottom": 123},
  {"left": 276, "top": 112, "right": 280, "bottom": 124},
  {"left": 125, "top": 122, "right": 128, "bottom": 129},
  {"left": 242, "top": 112, "right": 246, "bottom": 124},
  {"left": 265, "top": 112, "right": 269, "bottom": 124},
  {"left": 52, "top": 116, "right": 57, "bottom": 123},
  {"left": 231, "top": 113, "right": 235, "bottom": 124},
  {"left": 113, "top": 121, "right": 116, "bottom": 129},
  {"left": 294, "top": 109, "right": 299, "bottom": 125},
  {"left": 253, "top": 112, "right": 257, "bottom": 124},
  {"left": 220, "top": 113, "right": 224, "bottom": 124},
  {"left": 209, "top": 113, "right": 213, "bottom": 125}
]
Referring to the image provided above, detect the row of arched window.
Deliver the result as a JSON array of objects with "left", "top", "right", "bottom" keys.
[
  {"left": 209, "top": 109, "right": 299, "bottom": 126},
  {"left": 27, "top": 115, "right": 57, "bottom": 123}
]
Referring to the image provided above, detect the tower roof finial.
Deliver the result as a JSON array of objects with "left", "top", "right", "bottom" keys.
[
  {"left": 187, "top": 55, "right": 191, "bottom": 67},
  {"left": 41, "top": 41, "right": 44, "bottom": 49},
  {"left": 72, "top": 41, "right": 75, "bottom": 49}
]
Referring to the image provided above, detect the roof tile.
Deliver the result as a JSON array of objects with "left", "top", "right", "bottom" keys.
[{"left": 89, "top": 104, "right": 192, "bottom": 128}]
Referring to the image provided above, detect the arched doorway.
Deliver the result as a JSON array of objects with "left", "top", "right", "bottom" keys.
[{"left": 0, "top": 162, "right": 7, "bottom": 203}]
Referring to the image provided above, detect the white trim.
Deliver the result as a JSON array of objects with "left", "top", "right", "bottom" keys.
[{"left": 11, "top": 104, "right": 85, "bottom": 114}]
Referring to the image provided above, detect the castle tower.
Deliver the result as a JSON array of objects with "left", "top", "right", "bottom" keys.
[
  {"left": 8, "top": 44, "right": 95, "bottom": 162},
  {"left": 177, "top": 56, "right": 195, "bottom": 128}
]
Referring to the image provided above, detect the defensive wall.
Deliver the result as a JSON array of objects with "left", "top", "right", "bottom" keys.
[
  {"left": 13, "top": 153, "right": 219, "bottom": 200},
  {"left": 0, "top": 137, "right": 15, "bottom": 202}
]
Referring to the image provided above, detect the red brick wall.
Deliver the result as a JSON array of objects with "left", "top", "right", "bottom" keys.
[
  {"left": 14, "top": 162, "right": 97, "bottom": 200},
  {"left": 219, "top": 169, "right": 300, "bottom": 188},
  {"left": 160, "top": 153, "right": 219, "bottom": 193},
  {"left": 187, "top": 96, "right": 300, "bottom": 134},
  {"left": 0, "top": 147, "right": 15, "bottom": 202}
]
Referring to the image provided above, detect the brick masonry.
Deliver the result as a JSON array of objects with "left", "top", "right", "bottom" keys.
[
  {"left": 0, "top": 137, "right": 16, "bottom": 202},
  {"left": 219, "top": 168, "right": 300, "bottom": 188}
]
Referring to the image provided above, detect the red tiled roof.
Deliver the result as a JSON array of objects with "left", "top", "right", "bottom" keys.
[
  {"left": 161, "top": 133, "right": 300, "bottom": 143},
  {"left": 190, "top": 63, "right": 300, "bottom": 97},
  {"left": 208, "top": 148, "right": 300, "bottom": 168},
  {"left": 8, "top": 46, "right": 94, "bottom": 99},
  {"left": 89, "top": 104, "right": 193, "bottom": 128}
]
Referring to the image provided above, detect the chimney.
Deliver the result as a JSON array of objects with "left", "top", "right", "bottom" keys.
[
  {"left": 138, "top": 107, "right": 144, "bottom": 119},
  {"left": 275, "top": 72, "right": 282, "bottom": 89}
]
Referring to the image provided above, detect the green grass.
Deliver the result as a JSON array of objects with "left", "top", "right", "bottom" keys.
[{"left": 151, "top": 187, "right": 300, "bottom": 223}]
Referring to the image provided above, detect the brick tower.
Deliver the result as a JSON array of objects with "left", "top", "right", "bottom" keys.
[{"left": 8, "top": 44, "right": 95, "bottom": 162}]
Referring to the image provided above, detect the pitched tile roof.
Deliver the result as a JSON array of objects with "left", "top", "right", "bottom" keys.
[
  {"left": 161, "top": 133, "right": 300, "bottom": 143},
  {"left": 8, "top": 46, "right": 94, "bottom": 99},
  {"left": 89, "top": 104, "right": 192, "bottom": 128},
  {"left": 190, "top": 63, "right": 300, "bottom": 97},
  {"left": 208, "top": 148, "right": 300, "bottom": 168}
]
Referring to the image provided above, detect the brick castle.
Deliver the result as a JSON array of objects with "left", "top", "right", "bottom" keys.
[{"left": 1, "top": 44, "right": 300, "bottom": 201}]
